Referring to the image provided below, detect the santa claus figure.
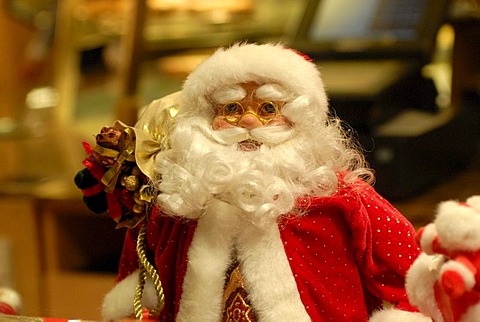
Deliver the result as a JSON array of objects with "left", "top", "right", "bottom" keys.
[{"left": 77, "top": 43, "right": 429, "bottom": 321}]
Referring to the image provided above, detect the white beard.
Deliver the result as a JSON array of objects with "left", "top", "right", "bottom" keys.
[{"left": 153, "top": 115, "right": 338, "bottom": 228}]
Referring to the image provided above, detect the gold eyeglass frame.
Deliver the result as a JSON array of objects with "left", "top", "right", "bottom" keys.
[{"left": 220, "top": 101, "right": 281, "bottom": 125}]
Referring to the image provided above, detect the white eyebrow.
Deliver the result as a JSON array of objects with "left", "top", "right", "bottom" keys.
[
  {"left": 255, "top": 83, "right": 290, "bottom": 101},
  {"left": 212, "top": 85, "right": 246, "bottom": 103}
]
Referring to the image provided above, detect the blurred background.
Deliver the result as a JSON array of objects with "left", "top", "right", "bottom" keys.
[{"left": 0, "top": 0, "right": 478, "bottom": 319}]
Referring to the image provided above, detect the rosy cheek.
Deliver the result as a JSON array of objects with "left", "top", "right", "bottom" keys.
[
  {"left": 212, "top": 116, "right": 234, "bottom": 130},
  {"left": 268, "top": 115, "right": 291, "bottom": 127}
]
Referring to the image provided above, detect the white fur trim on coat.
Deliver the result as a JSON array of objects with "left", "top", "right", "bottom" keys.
[
  {"left": 175, "top": 197, "right": 309, "bottom": 321},
  {"left": 369, "top": 308, "right": 433, "bottom": 322},
  {"left": 236, "top": 217, "right": 310, "bottom": 321},
  {"left": 102, "top": 270, "right": 157, "bottom": 321},
  {"left": 175, "top": 199, "right": 240, "bottom": 321},
  {"left": 406, "top": 253, "right": 445, "bottom": 322}
]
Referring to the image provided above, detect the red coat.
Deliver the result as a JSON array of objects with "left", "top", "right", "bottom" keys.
[{"left": 117, "top": 182, "right": 420, "bottom": 321}]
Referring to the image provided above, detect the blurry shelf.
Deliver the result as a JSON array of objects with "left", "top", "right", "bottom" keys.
[
  {"left": 40, "top": 197, "right": 124, "bottom": 320},
  {"left": 43, "top": 272, "right": 117, "bottom": 320},
  {"left": 0, "top": 125, "right": 124, "bottom": 319},
  {"left": 0, "top": 197, "right": 41, "bottom": 317}
]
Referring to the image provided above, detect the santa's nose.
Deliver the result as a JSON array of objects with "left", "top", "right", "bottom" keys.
[{"left": 237, "top": 113, "right": 263, "bottom": 129}]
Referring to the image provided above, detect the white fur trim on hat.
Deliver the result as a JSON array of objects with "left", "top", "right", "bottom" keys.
[
  {"left": 434, "top": 200, "right": 480, "bottom": 251},
  {"left": 369, "top": 308, "right": 433, "bottom": 322},
  {"left": 181, "top": 43, "right": 328, "bottom": 121}
]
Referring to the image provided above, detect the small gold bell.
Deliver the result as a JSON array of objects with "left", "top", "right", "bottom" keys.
[{"left": 122, "top": 175, "right": 139, "bottom": 191}]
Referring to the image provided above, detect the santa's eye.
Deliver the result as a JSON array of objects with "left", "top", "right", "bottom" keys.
[
  {"left": 259, "top": 102, "right": 277, "bottom": 116},
  {"left": 224, "top": 102, "right": 242, "bottom": 114}
]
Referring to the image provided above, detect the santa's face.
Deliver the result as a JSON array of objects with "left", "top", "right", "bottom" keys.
[
  {"left": 154, "top": 80, "right": 338, "bottom": 223},
  {"left": 211, "top": 82, "right": 291, "bottom": 151}
]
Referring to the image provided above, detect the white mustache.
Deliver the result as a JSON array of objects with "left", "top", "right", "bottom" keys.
[
  {"left": 250, "top": 125, "right": 294, "bottom": 146},
  {"left": 205, "top": 124, "right": 294, "bottom": 146}
]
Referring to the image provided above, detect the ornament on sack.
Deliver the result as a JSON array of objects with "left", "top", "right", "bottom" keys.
[
  {"left": 74, "top": 122, "right": 156, "bottom": 228},
  {"left": 74, "top": 120, "right": 165, "bottom": 320},
  {"left": 406, "top": 196, "right": 480, "bottom": 322}
]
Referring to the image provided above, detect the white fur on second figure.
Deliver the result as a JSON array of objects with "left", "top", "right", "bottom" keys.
[{"left": 407, "top": 196, "right": 480, "bottom": 322}]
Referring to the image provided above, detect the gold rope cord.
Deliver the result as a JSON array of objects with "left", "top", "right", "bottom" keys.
[{"left": 134, "top": 220, "right": 165, "bottom": 319}]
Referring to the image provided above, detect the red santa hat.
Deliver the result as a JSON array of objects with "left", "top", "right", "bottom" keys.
[{"left": 181, "top": 43, "right": 329, "bottom": 121}]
